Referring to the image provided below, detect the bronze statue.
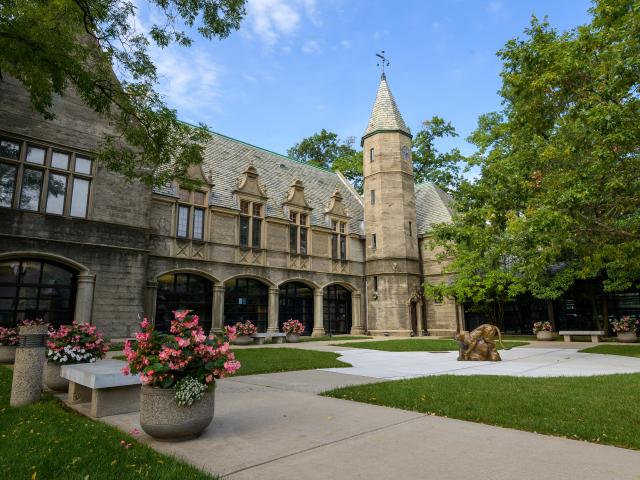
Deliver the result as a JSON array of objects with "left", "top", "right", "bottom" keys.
[{"left": 454, "top": 324, "right": 506, "bottom": 361}]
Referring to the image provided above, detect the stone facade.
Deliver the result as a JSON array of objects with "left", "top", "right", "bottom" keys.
[{"left": 0, "top": 73, "right": 458, "bottom": 338}]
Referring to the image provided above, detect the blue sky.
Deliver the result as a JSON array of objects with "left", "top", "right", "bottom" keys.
[{"left": 140, "top": 0, "right": 593, "bottom": 157}]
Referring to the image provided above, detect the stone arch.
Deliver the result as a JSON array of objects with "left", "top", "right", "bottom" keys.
[
  {"left": 154, "top": 268, "right": 221, "bottom": 286},
  {"left": 276, "top": 277, "right": 320, "bottom": 290},
  {"left": 0, "top": 252, "right": 93, "bottom": 326},
  {"left": 154, "top": 271, "right": 214, "bottom": 332},
  {"left": 222, "top": 273, "right": 275, "bottom": 287},
  {"left": 320, "top": 280, "right": 358, "bottom": 293},
  {"left": 0, "top": 251, "right": 90, "bottom": 274}
]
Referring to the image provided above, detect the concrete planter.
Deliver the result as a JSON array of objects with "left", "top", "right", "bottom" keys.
[
  {"left": 536, "top": 331, "right": 553, "bottom": 341},
  {"left": 0, "top": 346, "right": 17, "bottom": 363},
  {"left": 617, "top": 332, "right": 638, "bottom": 343},
  {"left": 43, "top": 362, "right": 69, "bottom": 392},
  {"left": 233, "top": 335, "right": 252, "bottom": 346},
  {"left": 286, "top": 333, "right": 301, "bottom": 343},
  {"left": 140, "top": 385, "right": 215, "bottom": 441}
]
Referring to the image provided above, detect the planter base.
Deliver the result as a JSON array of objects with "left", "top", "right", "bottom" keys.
[
  {"left": 140, "top": 385, "right": 215, "bottom": 441},
  {"left": 617, "top": 332, "right": 638, "bottom": 344},
  {"left": 536, "top": 331, "right": 554, "bottom": 341},
  {"left": 0, "top": 346, "right": 17, "bottom": 364},
  {"left": 44, "top": 363, "right": 70, "bottom": 392}
]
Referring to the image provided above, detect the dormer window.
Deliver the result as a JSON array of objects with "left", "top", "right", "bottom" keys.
[
  {"left": 176, "top": 187, "right": 207, "bottom": 240},
  {"left": 331, "top": 219, "right": 348, "bottom": 260},
  {"left": 289, "top": 211, "right": 309, "bottom": 255},
  {"left": 239, "top": 199, "right": 262, "bottom": 249}
]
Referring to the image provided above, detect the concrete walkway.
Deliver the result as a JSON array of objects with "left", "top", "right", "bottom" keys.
[
  {"left": 98, "top": 365, "right": 640, "bottom": 479},
  {"left": 323, "top": 347, "right": 640, "bottom": 379}
]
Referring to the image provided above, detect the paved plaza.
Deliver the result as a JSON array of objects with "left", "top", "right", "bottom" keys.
[
  {"left": 96, "top": 345, "right": 640, "bottom": 479},
  {"left": 322, "top": 346, "right": 640, "bottom": 379}
]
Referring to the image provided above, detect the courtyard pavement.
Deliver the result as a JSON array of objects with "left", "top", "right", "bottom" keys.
[
  {"left": 96, "top": 345, "right": 640, "bottom": 479},
  {"left": 322, "top": 346, "right": 640, "bottom": 379}
]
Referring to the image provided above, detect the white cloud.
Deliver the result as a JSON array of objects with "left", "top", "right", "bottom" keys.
[
  {"left": 302, "top": 40, "right": 321, "bottom": 55},
  {"left": 246, "top": 0, "right": 319, "bottom": 47},
  {"left": 153, "top": 46, "right": 225, "bottom": 117}
]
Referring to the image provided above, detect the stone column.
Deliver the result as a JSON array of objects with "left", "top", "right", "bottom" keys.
[
  {"left": 312, "top": 290, "right": 325, "bottom": 337},
  {"left": 212, "top": 284, "right": 225, "bottom": 333},
  {"left": 10, "top": 324, "right": 48, "bottom": 407},
  {"left": 267, "top": 287, "right": 279, "bottom": 333},
  {"left": 144, "top": 281, "right": 158, "bottom": 322},
  {"left": 74, "top": 273, "right": 95, "bottom": 322},
  {"left": 350, "top": 291, "right": 366, "bottom": 335}
]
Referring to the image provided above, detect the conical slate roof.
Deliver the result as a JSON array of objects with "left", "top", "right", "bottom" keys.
[{"left": 362, "top": 74, "right": 411, "bottom": 141}]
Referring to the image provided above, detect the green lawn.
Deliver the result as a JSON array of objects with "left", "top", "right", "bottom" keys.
[
  {"left": 580, "top": 345, "right": 640, "bottom": 358},
  {"left": 114, "top": 348, "right": 351, "bottom": 376},
  {"left": 331, "top": 338, "right": 528, "bottom": 351},
  {"left": 324, "top": 373, "right": 640, "bottom": 450},
  {"left": 0, "top": 367, "right": 215, "bottom": 480},
  {"left": 297, "top": 335, "right": 372, "bottom": 343},
  {"left": 233, "top": 348, "right": 351, "bottom": 375}
]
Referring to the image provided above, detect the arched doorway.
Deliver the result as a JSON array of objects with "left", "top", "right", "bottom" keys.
[
  {"left": 0, "top": 258, "right": 77, "bottom": 327},
  {"left": 279, "top": 282, "right": 314, "bottom": 335},
  {"left": 323, "top": 284, "right": 352, "bottom": 334},
  {"left": 224, "top": 278, "right": 268, "bottom": 332},
  {"left": 156, "top": 273, "right": 212, "bottom": 332}
]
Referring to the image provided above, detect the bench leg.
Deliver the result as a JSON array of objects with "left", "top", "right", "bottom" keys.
[
  {"left": 253, "top": 337, "right": 265, "bottom": 345},
  {"left": 67, "top": 381, "right": 92, "bottom": 405},
  {"left": 563, "top": 335, "right": 571, "bottom": 343},
  {"left": 591, "top": 335, "right": 600, "bottom": 343},
  {"left": 90, "top": 385, "right": 141, "bottom": 418},
  {"left": 272, "top": 337, "right": 284, "bottom": 344}
]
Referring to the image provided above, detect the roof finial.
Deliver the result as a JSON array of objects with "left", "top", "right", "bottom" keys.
[{"left": 376, "top": 50, "right": 389, "bottom": 78}]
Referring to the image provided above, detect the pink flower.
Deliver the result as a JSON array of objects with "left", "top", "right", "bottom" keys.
[
  {"left": 176, "top": 336, "right": 190, "bottom": 348},
  {"left": 121, "top": 365, "right": 130, "bottom": 376}
]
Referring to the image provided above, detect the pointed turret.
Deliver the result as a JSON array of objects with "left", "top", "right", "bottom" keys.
[{"left": 362, "top": 74, "right": 411, "bottom": 144}]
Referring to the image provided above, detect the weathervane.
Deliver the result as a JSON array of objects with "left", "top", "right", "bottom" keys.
[{"left": 376, "top": 50, "right": 389, "bottom": 77}]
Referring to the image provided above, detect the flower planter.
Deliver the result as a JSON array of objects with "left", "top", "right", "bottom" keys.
[
  {"left": 140, "top": 385, "right": 215, "bottom": 441},
  {"left": 233, "top": 335, "right": 253, "bottom": 346},
  {"left": 43, "top": 362, "right": 69, "bottom": 392},
  {"left": 617, "top": 332, "right": 638, "bottom": 343},
  {"left": 536, "top": 331, "right": 553, "bottom": 341},
  {"left": 0, "top": 346, "right": 17, "bottom": 363},
  {"left": 286, "top": 333, "right": 301, "bottom": 343}
]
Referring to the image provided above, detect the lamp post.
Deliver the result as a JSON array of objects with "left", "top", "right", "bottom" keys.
[{"left": 10, "top": 323, "right": 48, "bottom": 407}]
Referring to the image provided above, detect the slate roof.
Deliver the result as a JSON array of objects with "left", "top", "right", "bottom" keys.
[
  {"left": 153, "top": 132, "right": 366, "bottom": 234},
  {"left": 362, "top": 74, "right": 411, "bottom": 140},
  {"left": 415, "top": 182, "right": 454, "bottom": 234}
]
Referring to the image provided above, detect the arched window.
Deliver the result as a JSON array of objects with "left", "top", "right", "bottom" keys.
[
  {"left": 156, "top": 273, "right": 212, "bottom": 333},
  {"left": 224, "top": 278, "right": 268, "bottom": 332},
  {"left": 323, "top": 285, "right": 352, "bottom": 334},
  {"left": 0, "top": 259, "right": 76, "bottom": 327},
  {"left": 279, "top": 282, "right": 313, "bottom": 335}
]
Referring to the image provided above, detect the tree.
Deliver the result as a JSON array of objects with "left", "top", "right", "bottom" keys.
[
  {"left": 425, "top": 1, "right": 640, "bottom": 320},
  {"left": 412, "top": 116, "right": 466, "bottom": 193},
  {"left": 289, "top": 117, "right": 465, "bottom": 194},
  {"left": 0, "top": 0, "right": 246, "bottom": 187},
  {"left": 287, "top": 129, "right": 364, "bottom": 192}
]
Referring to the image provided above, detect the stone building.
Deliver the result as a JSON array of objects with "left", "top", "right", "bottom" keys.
[{"left": 0, "top": 72, "right": 458, "bottom": 338}]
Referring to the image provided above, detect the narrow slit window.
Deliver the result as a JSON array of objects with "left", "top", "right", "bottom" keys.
[
  {"left": 372, "top": 233, "right": 377, "bottom": 249},
  {"left": 370, "top": 190, "right": 376, "bottom": 205},
  {"left": 369, "top": 148, "right": 374, "bottom": 162}
]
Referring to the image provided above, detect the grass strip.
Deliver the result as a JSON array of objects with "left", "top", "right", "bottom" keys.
[
  {"left": 113, "top": 348, "right": 351, "bottom": 376},
  {"left": 580, "top": 345, "right": 640, "bottom": 358},
  {"left": 323, "top": 373, "right": 640, "bottom": 450},
  {"left": 331, "top": 338, "right": 528, "bottom": 351},
  {"left": 0, "top": 366, "right": 215, "bottom": 479}
]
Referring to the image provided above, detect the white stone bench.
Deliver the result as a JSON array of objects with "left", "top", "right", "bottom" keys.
[
  {"left": 61, "top": 359, "right": 141, "bottom": 418},
  {"left": 251, "top": 332, "right": 287, "bottom": 345},
  {"left": 559, "top": 330, "right": 606, "bottom": 343}
]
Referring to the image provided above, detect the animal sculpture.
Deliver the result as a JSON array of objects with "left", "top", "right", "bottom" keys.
[{"left": 454, "top": 324, "right": 506, "bottom": 361}]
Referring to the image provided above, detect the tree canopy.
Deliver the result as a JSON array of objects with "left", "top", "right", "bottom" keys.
[
  {"left": 0, "top": 0, "right": 246, "bottom": 187},
  {"left": 425, "top": 0, "right": 640, "bottom": 318},
  {"left": 288, "top": 117, "right": 465, "bottom": 194}
]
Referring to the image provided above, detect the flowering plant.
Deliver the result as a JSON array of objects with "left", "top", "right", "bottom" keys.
[
  {"left": 611, "top": 316, "right": 639, "bottom": 334},
  {"left": 234, "top": 320, "right": 257, "bottom": 336},
  {"left": 20, "top": 318, "right": 49, "bottom": 327},
  {"left": 122, "top": 311, "right": 241, "bottom": 406},
  {"left": 0, "top": 326, "right": 19, "bottom": 346},
  {"left": 532, "top": 321, "right": 552, "bottom": 334},
  {"left": 47, "top": 322, "right": 110, "bottom": 364},
  {"left": 282, "top": 319, "right": 304, "bottom": 334}
]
